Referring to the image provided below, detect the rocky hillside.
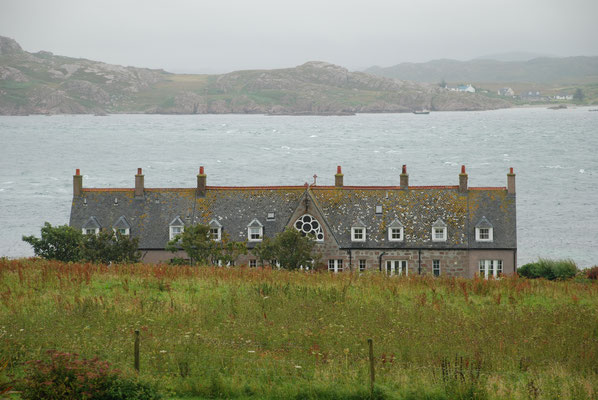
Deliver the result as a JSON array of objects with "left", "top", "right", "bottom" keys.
[
  {"left": 0, "top": 36, "right": 510, "bottom": 115},
  {"left": 366, "top": 57, "right": 598, "bottom": 84}
]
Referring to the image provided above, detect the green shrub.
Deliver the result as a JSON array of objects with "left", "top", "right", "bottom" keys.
[
  {"left": 19, "top": 350, "right": 161, "bottom": 400},
  {"left": 517, "top": 259, "right": 578, "bottom": 280}
]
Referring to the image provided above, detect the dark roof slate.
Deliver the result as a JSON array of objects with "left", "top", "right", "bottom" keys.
[{"left": 70, "top": 185, "right": 516, "bottom": 251}]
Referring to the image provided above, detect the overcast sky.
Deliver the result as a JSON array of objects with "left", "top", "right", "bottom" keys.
[{"left": 1, "top": 0, "right": 597, "bottom": 73}]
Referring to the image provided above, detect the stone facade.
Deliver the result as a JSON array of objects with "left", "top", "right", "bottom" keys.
[{"left": 69, "top": 166, "right": 517, "bottom": 278}]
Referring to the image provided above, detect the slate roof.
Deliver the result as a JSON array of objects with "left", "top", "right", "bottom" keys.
[{"left": 70, "top": 184, "right": 516, "bottom": 251}]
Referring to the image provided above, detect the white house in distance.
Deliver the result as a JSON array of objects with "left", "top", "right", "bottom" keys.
[{"left": 449, "top": 84, "right": 476, "bottom": 93}]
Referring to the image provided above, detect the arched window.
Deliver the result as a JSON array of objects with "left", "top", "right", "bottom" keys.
[{"left": 294, "top": 214, "right": 324, "bottom": 241}]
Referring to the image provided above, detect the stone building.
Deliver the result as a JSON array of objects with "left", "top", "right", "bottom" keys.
[{"left": 69, "top": 165, "right": 517, "bottom": 278}]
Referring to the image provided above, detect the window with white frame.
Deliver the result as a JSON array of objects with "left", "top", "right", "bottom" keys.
[
  {"left": 115, "top": 228, "right": 129, "bottom": 236},
  {"left": 479, "top": 259, "right": 503, "bottom": 279},
  {"left": 432, "top": 219, "right": 447, "bottom": 242},
  {"left": 385, "top": 260, "right": 407, "bottom": 276},
  {"left": 475, "top": 217, "right": 494, "bottom": 242},
  {"left": 209, "top": 220, "right": 222, "bottom": 241},
  {"left": 169, "top": 225, "right": 183, "bottom": 240},
  {"left": 247, "top": 219, "right": 263, "bottom": 241},
  {"left": 375, "top": 205, "right": 382, "bottom": 214},
  {"left": 328, "top": 259, "right": 343, "bottom": 273},
  {"left": 82, "top": 216, "right": 101, "bottom": 236},
  {"left": 351, "top": 227, "right": 366, "bottom": 242},
  {"left": 433, "top": 260, "right": 440, "bottom": 276},
  {"left": 249, "top": 259, "right": 257, "bottom": 268},
  {"left": 388, "top": 219, "right": 404, "bottom": 242},
  {"left": 359, "top": 259, "right": 366, "bottom": 272},
  {"left": 476, "top": 227, "right": 493, "bottom": 241}
]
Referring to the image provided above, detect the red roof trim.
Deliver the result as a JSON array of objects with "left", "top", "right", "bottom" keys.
[{"left": 82, "top": 185, "right": 506, "bottom": 192}]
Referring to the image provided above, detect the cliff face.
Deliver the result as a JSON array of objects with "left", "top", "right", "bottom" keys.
[{"left": 0, "top": 36, "right": 511, "bottom": 115}]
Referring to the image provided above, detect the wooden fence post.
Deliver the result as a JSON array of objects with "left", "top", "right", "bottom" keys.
[
  {"left": 368, "top": 338, "right": 375, "bottom": 398},
  {"left": 134, "top": 329, "right": 140, "bottom": 372}
]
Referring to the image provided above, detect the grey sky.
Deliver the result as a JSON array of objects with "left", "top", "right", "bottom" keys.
[{"left": 1, "top": 0, "right": 597, "bottom": 73}]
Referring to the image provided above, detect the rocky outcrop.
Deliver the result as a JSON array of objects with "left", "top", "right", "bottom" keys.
[{"left": 0, "top": 36, "right": 511, "bottom": 115}]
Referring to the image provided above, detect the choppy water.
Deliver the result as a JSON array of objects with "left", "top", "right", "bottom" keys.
[{"left": 0, "top": 108, "right": 597, "bottom": 267}]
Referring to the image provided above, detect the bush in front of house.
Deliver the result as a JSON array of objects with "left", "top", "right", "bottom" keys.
[
  {"left": 19, "top": 350, "right": 161, "bottom": 400},
  {"left": 517, "top": 258, "right": 578, "bottom": 280}
]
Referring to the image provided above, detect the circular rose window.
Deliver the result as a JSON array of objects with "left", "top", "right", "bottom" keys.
[{"left": 294, "top": 214, "right": 324, "bottom": 241}]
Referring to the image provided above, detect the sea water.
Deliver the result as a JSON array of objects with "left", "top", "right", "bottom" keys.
[{"left": 0, "top": 108, "right": 596, "bottom": 267}]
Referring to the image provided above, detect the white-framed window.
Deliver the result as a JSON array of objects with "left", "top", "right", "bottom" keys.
[
  {"left": 209, "top": 219, "right": 222, "bottom": 241},
  {"left": 475, "top": 227, "right": 493, "bottom": 242},
  {"left": 114, "top": 228, "right": 129, "bottom": 236},
  {"left": 247, "top": 219, "right": 263, "bottom": 242},
  {"left": 169, "top": 225, "right": 183, "bottom": 240},
  {"left": 351, "top": 227, "right": 366, "bottom": 242},
  {"left": 83, "top": 228, "right": 99, "bottom": 235},
  {"left": 249, "top": 227, "right": 262, "bottom": 241},
  {"left": 432, "top": 227, "right": 447, "bottom": 242},
  {"left": 433, "top": 260, "right": 440, "bottom": 276},
  {"left": 328, "top": 259, "right": 343, "bottom": 273},
  {"left": 375, "top": 205, "right": 383, "bottom": 214},
  {"left": 388, "top": 227, "right": 403, "bottom": 241},
  {"left": 432, "top": 219, "right": 447, "bottom": 242},
  {"left": 385, "top": 260, "right": 407, "bottom": 276},
  {"left": 359, "top": 259, "right": 366, "bottom": 272},
  {"left": 479, "top": 259, "right": 503, "bottom": 279},
  {"left": 249, "top": 259, "right": 257, "bottom": 268}
]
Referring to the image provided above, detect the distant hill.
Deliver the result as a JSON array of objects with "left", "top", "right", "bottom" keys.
[
  {"left": 365, "top": 57, "right": 598, "bottom": 84},
  {"left": 0, "top": 36, "right": 510, "bottom": 115},
  {"left": 473, "top": 52, "right": 556, "bottom": 62}
]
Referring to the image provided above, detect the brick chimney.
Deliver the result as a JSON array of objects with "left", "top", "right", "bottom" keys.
[
  {"left": 73, "top": 169, "right": 82, "bottom": 197},
  {"left": 135, "top": 168, "right": 144, "bottom": 197},
  {"left": 459, "top": 165, "right": 468, "bottom": 193},
  {"left": 507, "top": 167, "right": 516, "bottom": 195},
  {"left": 335, "top": 165, "right": 344, "bottom": 187},
  {"left": 197, "top": 166, "right": 207, "bottom": 197},
  {"left": 400, "top": 165, "right": 409, "bottom": 189}
]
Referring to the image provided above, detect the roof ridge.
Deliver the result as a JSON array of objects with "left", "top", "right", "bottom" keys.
[{"left": 81, "top": 185, "right": 506, "bottom": 192}]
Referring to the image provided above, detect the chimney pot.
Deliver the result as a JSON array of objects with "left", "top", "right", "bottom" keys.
[
  {"left": 197, "top": 166, "right": 207, "bottom": 196},
  {"left": 76, "top": 168, "right": 80, "bottom": 176},
  {"left": 135, "top": 168, "right": 144, "bottom": 197},
  {"left": 459, "top": 165, "right": 468, "bottom": 193},
  {"left": 400, "top": 165, "right": 409, "bottom": 189},
  {"left": 335, "top": 165, "right": 344, "bottom": 187}
]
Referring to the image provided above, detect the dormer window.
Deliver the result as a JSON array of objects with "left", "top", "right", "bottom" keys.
[
  {"left": 388, "top": 218, "right": 404, "bottom": 241},
  {"left": 431, "top": 219, "right": 447, "bottom": 242},
  {"left": 351, "top": 218, "right": 367, "bottom": 242},
  {"left": 247, "top": 219, "right": 263, "bottom": 241},
  {"left": 475, "top": 217, "right": 494, "bottom": 242},
  {"left": 113, "top": 216, "right": 131, "bottom": 236},
  {"left": 169, "top": 216, "right": 185, "bottom": 241},
  {"left": 82, "top": 216, "right": 101, "bottom": 235},
  {"left": 209, "top": 219, "right": 222, "bottom": 241}
]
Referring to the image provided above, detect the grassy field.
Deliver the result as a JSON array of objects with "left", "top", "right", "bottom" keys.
[{"left": 1, "top": 259, "right": 597, "bottom": 399}]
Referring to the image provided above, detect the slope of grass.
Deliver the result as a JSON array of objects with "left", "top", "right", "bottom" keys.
[{"left": 1, "top": 259, "right": 597, "bottom": 399}]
